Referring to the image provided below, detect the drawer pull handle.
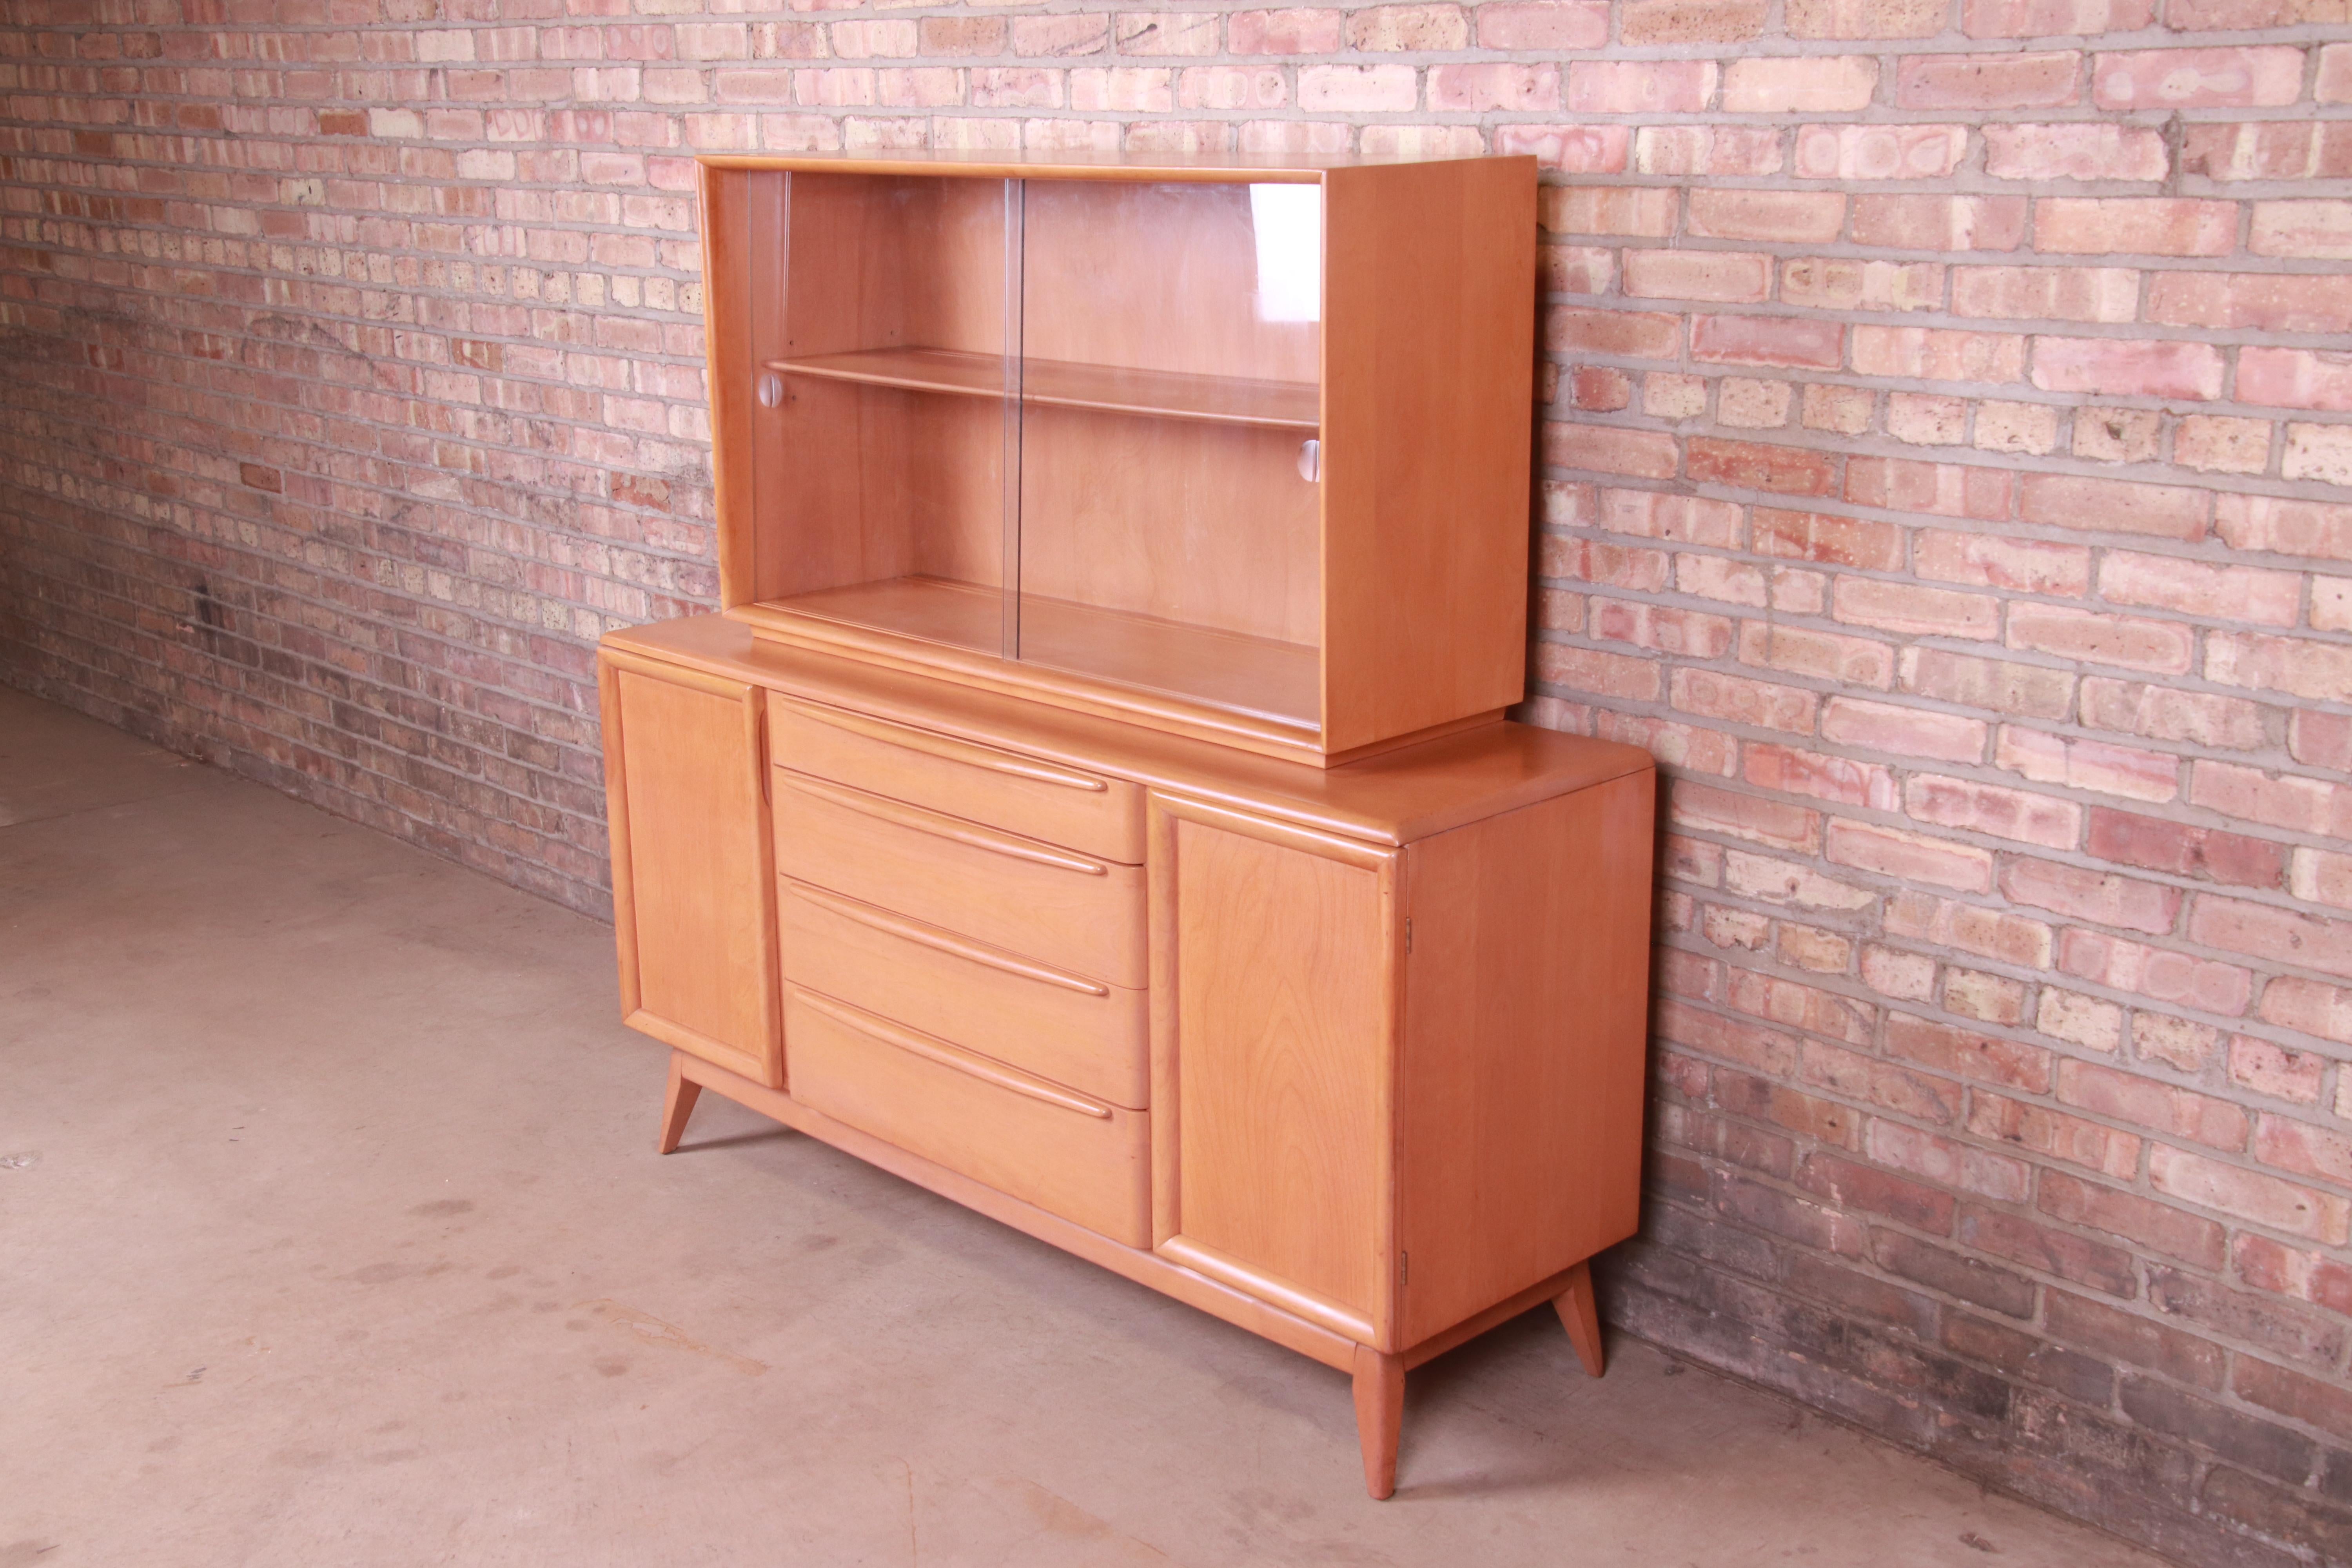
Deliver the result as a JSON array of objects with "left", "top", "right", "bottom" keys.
[
  {"left": 776, "top": 697, "right": 1110, "bottom": 792},
  {"left": 779, "top": 773, "right": 1109, "bottom": 877},
  {"left": 785, "top": 880, "right": 1110, "bottom": 996},
  {"left": 791, "top": 986, "right": 1114, "bottom": 1119}
]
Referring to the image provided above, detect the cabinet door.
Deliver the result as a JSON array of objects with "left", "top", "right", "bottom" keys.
[
  {"left": 599, "top": 649, "right": 782, "bottom": 1087},
  {"left": 1148, "top": 795, "right": 1400, "bottom": 1349}
]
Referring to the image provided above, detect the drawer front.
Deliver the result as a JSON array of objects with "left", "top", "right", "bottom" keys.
[
  {"left": 768, "top": 693, "right": 1145, "bottom": 864},
  {"left": 786, "top": 985, "right": 1150, "bottom": 1247},
  {"left": 781, "top": 880, "right": 1149, "bottom": 1110},
  {"left": 774, "top": 771, "right": 1148, "bottom": 989}
]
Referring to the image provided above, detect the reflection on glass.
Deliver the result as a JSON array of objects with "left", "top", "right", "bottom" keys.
[{"left": 762, "top": 174, "right": 1328, "bottom": 735}]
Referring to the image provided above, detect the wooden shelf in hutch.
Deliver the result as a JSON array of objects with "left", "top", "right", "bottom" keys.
[{"left": 766, "top": 348, "right": 1321, "bottom": 432}]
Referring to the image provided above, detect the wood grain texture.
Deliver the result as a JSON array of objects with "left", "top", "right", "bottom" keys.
[
  {"left": 599, "top": 650, "right": 782, "bottom": 1087},
  {"left": 768, "top": 688, "right": 1146, "bottom": 863},
  {"left": 766, "top": 577, "right": 1320, "bottom": 731},
  {"left": 770, "top": 346, "right": 1318, "bottom": 430},
  {"left": 1351, "top": 1345, "right": 1405, "bottom": 1501},
  {"left": 1151, "top": 794, "right": 1398, "bottom": 1342},
  {"left": 700, "top": 162, "right": 757, "bottom": 610},
  {"left": 1319, "top": 156, "right": 1537, "bottom": 755},
  {"left": 614, "top": 615, "right": 1654, "bottom": 842},
  {"left": 782, "top": 987, "right": 1151, "bottom": 1247},
  {"left": 668, "top": 1048, "right": 1361, "bottom": 1372},
  {"left": 1393, "top": 770, "right": 1655, "bottom": 1347},
  {"left": 658, "top": 1053, "right": 703, "bottom": 1154},
  {"left": 773, "top": 768, "right": 1148, "bottom": 988},
  {"left": 780, "top": 879, "right": 1149, "bottom": 1109},
  {"left": 1554, "top": 1260, "right": 1605, "bottom": 1377}
]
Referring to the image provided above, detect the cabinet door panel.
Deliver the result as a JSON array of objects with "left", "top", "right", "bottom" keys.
[
  {"left": 1151, "top": 796, "right": 1398, "bottom": 1346},
  {"left": 601, "top": 652, "right": 782, "bottom": 1086}
]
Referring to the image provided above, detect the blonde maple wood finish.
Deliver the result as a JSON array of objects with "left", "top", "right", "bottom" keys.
[
  {"left": 1352, "top": 1346, "right": 1406, "bottom": 1501},
  {"left": 783, "top": 983, "right": 1152, "bottom": 1247},
  {"left": 1554, "top": 1261, "right": 1606, "bottom": 1378},
  {"left": 768, "top": 689, "right": 1145, "bottom": 863},
  {"left": 698, "top": 150, "right": 1535, "bottom": 765},
  {"left": 610, "top": 624, "right": 1653, "bottom": 1497},
  {"left": 779, "top": 880, "right": 1149, "bottom": 1108},
  {"left": 657, "top": 1054, "right": 702, "bottom": 1156},
  {"left": 772, "top": 769, "right": 1148, "bottom": 989},
  {"left": 598, "top": 649, "right": 782, "bottom": 1087}
]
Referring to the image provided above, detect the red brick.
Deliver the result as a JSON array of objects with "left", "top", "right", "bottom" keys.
[
  {"left": 1623, "top": 250, "right": 1773, "bottom": 304},
  {"left": 1428, "top": 61, "right": 1561, "bottom": 111},
  {"left": 2190, "top": 762, "right": 2352, "bottom": 840},
  {"left": 2041, "top": 1172, "right": 2227, "bottom": 1271},
  {"left": 2234, "top": 1233, "right": 2352, "bottom": 1318},
  {"left": 2018, "top": 474, "right": 2209, "bottom": 541},
  {"left": 2002, "top": 857, "right": 2183, "bottom": 935},
  {"left": 1868, "top": 1120, "right": 2032, "bottom": 1202},
  {"left": 1915, "top": 530, "right": 2089, "bottom": 596},
  {"left": 1821, "top": 697, "right": 1987, "bottom": 764},
  {"left": 2184, "top": 121, "right": 2352, "bottom": 183},
  {"left": 1851, "top": 326, "right": 2025, "bottom": 383},
  {"left": 1543, "top": 423, "right": 1681, "bottom": 480},
  {"left": 1794, "top": 124, "right": 1967, "bottom": 181},
  {"left": 1959, "top": 1205, "right": 2138, "bottom": 1297},
  {"left": 1953, "top": 265, "right": 2141, "bottom": 324},
  {"left": 1546, "top": 307, "right": 1686, "bottom": 362},
  {"left": 1906, "top": 772, "right": 2082, "bottom": 848},
  {"left": 2230, "top": 1037, "right": 2328, "bottom": 1105},
  {"left": 1621, "top": 0, "right": 1772, "bottom": 40},
  {"left": 2078, "top": 679, "right": 2269, "bottom": 754},
  {"left": 1887, "top": 1011, "right": 2053, "bottom": 1093},
  {"left": 2087, "top": 809, "right": 2288, "bottom": 890},
  {"left": 1825, "top": 818, "right": 1993, "bottom": 891},
  {"left": 2194, "top": 896, "right": 2352, "bottom": 982},
  {"left": 1672, "top": 781, "right": 1824, "bottom": 852},
  {"left": 2239, "top": 347, "right": 2352, "bottom": 414},
  {"left": 2149, "top": 272, "right": 2352, "bottom": 334},
  {"left": 2060, "top": 1059, "right": 2250, "bottom": 1151},
  {"left": 1970, "top": 1093, "right": 2143, "bottom": 1180},
  {"left": 1994, "top": 729, "right": 2180, "bottom": 803},
  {"left": 1847, "top": 457, "right": 2015, "bottom": 520},
  {"left": 1695, "top": 317, "right": 1848, "bottom": 373},
  {"left": 1964, "top": 0, "right": 2151, "bottom": 31},
  {"left": 2098, "top": 551, "right": 2302, "bottom": 626},
  {"left": 1566, "top": 60, "right": 1719, "bottom": 113},
  {"left": 2036, "top": 198, "right": 2239, "bottom": 257},
  {"left": 1753, "top": 508, "right": 1904, "bottom": 571},
  {"left": 1744, "top": 742, "right": 1899, "bottom": 809},
  {"left": 1833, "top": 577, "right": 2001, "bottom": 640},
  {"left": 2093, "top": 47, "right": 2307, "bottom": 110},
  {"left": 1670, "top": 668, "right": 1818, "bottom": 733},
  {"left": 1688, "top": 438, "right": 1840, "bottom": 495},
  {"left": 1592, "top": 599, "right": 1734, "bottom": 657},
  {"left": 2030, "top": 337, "right": 2225, "bottom": 401},
  {"left": 1722, "top": 56, "right": 1878, "bottom": 111},
  {"left": 2255, "top": 1114, "right": 2352, "bottom": 1189},
  {"left": 2205, "top": 632, "right": 2352, "bottom": 705},
  {"left": 1990, "top": 122, "right": 2171, "bottom": 186},
  {"left": 2008, "top": 604, "right": 2196, "bottom": 673},
  {"left": 1497, "top": 125, "right": 1631, "bottom": 173},
  {"left": 2251, "top": 201, "right": 2352, "bottom": 260},
  {"left": 1539, "top": 186, "right": 1680, "bottom": 238},
  {"left": 1851, "top": 195, "right": 2028, "bottom": 252},
  {"left": 1533, "top": 641, "right": 1662, "bottom": 701},
  {"left": 2046, "top": 1289, "right": 2227, "bottom": 1389},
  {"left": 2151, "top": 1143, "right": 2352, "bottom": 1245},
  {"left": 1475, "top": 0, "right": 1611, "bottom": 47},
  {"left": 1897, "top": 51, "right": 2081, "bottom": 109},
  {"left": 1686, "top": 190, "right": 1848, "bottom": 245},
  {"left": 1789, "top": 0, "right": 1949, "bottom": 33}
]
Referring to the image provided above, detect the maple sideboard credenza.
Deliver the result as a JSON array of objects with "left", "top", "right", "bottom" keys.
[{"left": 597, "top": 150, "right": 1656, "bottom": 1499}]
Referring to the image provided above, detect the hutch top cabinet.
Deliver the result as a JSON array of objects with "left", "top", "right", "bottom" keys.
[{"left": 699, "top": 151, "right": 1539, "bottom": 765}]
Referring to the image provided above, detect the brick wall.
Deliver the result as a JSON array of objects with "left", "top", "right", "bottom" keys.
[{"left": 3, "top": 2, "right": 2350, "bottom": 1561}]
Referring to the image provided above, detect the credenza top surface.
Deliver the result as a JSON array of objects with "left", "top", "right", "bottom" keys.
[{"left": 604, "top": 615, "right": 1652, "bottom": 848}]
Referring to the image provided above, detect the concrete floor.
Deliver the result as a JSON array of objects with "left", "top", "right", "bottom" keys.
[{"left": 0, "top": 686, "right": 2178, "bottom": 1568}]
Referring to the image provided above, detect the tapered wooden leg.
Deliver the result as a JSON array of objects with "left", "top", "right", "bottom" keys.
[
  {"left": 1552, "top": 1259, "right": 1604, "bottom": 1377},
  {"left": 657, "top": 1054, "right": 702, "bottom": 1155},
  {"left": 1351, "top": 1344, "right": 1405, "bottom": 1500}
]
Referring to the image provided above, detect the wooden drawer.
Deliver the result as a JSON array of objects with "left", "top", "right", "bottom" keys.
[
  {"left": 781, "top": 879, "right": 1149, "bottom": 1110},
  {"left": 785, "top": 984, "right": 1150, "bottom": 1247},
  {"left": 773, "top": 770, "right": 1148, "bottom": 989},
  {"left": 768, "top": 692, "right": 1145, "bottom": 863}
]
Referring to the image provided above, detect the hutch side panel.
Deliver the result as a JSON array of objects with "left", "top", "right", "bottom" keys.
[
  {"left": 1150, "top": 796, "right": 1399, "bottom": 1345},
  {"left": 599, "top": 652, "right": 783, "bottom": 1087},
  {"left": 1393, "top": 770, "right": 1656, "bottom": 1347},
  {"left": 1319, "top": 158, "right": 1538, "bottom": 756}
]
